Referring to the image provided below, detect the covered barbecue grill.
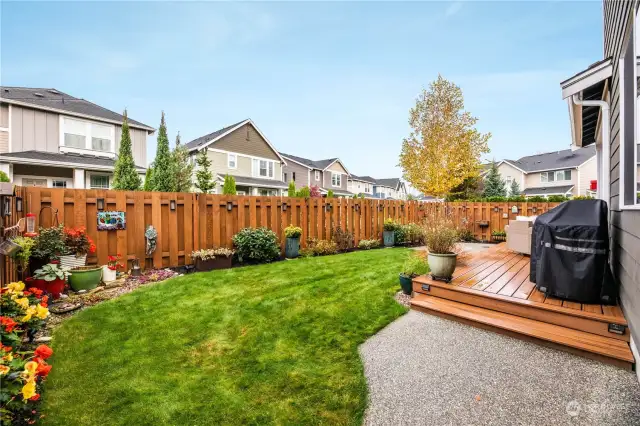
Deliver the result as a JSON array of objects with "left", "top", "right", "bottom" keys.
[{"left": 530, "top": 199, "right": 617, "bottom": 304}]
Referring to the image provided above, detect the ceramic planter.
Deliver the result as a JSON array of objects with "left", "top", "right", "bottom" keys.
[
  {"left": 398, "top": 274, "right": 414, "bottom": 295},
  {"left": 195, "top": 256, "right": 233, "bottom": 272},
  {"left": 59, "top": 254, "right": 87, "bottom": 270},
  {"left": 24, "top": 277, "right": 47, "bottom": 292},
  {"left": 102, "top": 266, "right": 117, "bottom": 283},
  {"left": 45, "top": 278, "right": 66, "bottom": 299},
  {"left": 68, "top": 266, "right": 102, "bottom": 292},
  {"left": 383, "top": 231, "right": 395, "bottom": 247},
  {"left": 428, "top": 252, "right": 458, "bottom": 282},
  {"left": 285, "top": 237, "right": 300, "bottom": 258}
]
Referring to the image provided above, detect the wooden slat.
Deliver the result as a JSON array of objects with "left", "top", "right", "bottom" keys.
[
  {"left": 482, "top": 257, "right": 529, "bottom": 293},
  {"left": 562, "top": 300, "right": 582, "bottom": 311},
  {"left": 457, "top": 252, "right": 519, "bottom": 288},
  {"left": 527, "top": 288, "right": 547, "bottom": 303},
  {"left": 151, "top": 192, "right": 162, "bottom": 268},
  {"left": 212, "top": 195, "right": 221, "bottom": 247},
  {"left": 496, "top": 264, "right": 531, "bottom": 297},
  {"left": 168, "top": 192, "right": 179, "bottom": 267},
  {"left": 472, "top": 255, "right": 524, "bottom": 291},
  {"left": 583, "top": 304, "right": 603, "bottom": 315}
]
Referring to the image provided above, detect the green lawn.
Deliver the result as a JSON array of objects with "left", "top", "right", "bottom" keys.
[{"left": 42, "top": 248, "right": 409, "bottom": 425}]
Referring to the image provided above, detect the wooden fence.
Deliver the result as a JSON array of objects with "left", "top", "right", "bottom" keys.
[{"left": 1, "top": 186, "right": 560, "bottom": 284}]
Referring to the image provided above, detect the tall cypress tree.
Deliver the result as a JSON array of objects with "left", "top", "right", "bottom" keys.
[
  {"left": 482, "top": 162, "right": 507, "bottom": 198},
  {"left": 509, "top": 179, "right": 521, "bottom": 196},
  {"left": 194, "top": 148, "right": 215, "bottom": 193},
  {"left": 287, "top": 181, "right": 296, "bottom": 197},
  {"left": 150, "top": 111, "right": 176, "bottom": 192},
  {"left": 112, "top": 110, "right": 142, "bottom": 190},
  {"left": 143, "top": 165, "right": 154, "bottom": 191},
  {"left": 222, "top": 174, "right": 237, "bottom": 195},
  {"left": 172, "top": 132, "right": 193, "bottom": 192}
]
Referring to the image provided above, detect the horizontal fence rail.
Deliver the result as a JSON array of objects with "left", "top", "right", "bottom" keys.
[{"left": 1, "top": 187, "right": 561, "bottom": 283}]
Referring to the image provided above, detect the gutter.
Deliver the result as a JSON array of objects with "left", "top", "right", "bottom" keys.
[{"left": 571, "top": 94, "right": 609, "bottom": 202}]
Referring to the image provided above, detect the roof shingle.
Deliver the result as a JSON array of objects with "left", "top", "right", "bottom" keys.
[{"left": 504, "top": 146, "right": 595, "bottom": 173}]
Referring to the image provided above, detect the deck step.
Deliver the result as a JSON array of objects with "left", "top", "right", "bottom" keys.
[{"left": 411, "top": 294, "right": 635, "bottom": 370}]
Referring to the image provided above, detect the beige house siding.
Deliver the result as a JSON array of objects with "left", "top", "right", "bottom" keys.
[
  {"left": 10, "top": 105, "right": 59, "bottom": 153},
  {"left": 577, "top": 157, "right": 597, "bottom": 195},
  {"left": 206, "top": 149, "right": 282, "bottom": 184},
  {"left": 213, "top": 124, "right": 280, "bottom": 161},
  {"left": 326, "top": 161, "right": 348, "bottom": 174},
  {"left": 497, "top": 162, "right": 525, "bottom": 191},
  {"left": 310, "top": 168, "right": 323, "bottom": 187},
  {"left": 524, "top": 169, "right": 577, "bottom": 191},
  {"left": 0, "top": 131, "right": 8, "bottom": 154},
  {"left": 349, "top": 179, "right": 374, "bottom": 195},
  {"left": 322, "top": 161, "right": 349, "bottom": 192},
  {"left": 115, "top": 126, "right": 147, "bottom": 167},
  {"left": 0, "top": 103, "right": 8, "bottom": 128},
  {"left": 282, "top": 161, "right": 310, "bottom": 189}
]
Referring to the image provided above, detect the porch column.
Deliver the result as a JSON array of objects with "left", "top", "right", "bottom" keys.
[{"left": 74, "top": 169, "right": 86, "bottom": 189}]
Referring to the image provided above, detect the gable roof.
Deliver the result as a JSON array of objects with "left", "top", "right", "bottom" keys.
[
  {"left": 349, "top": 174, "right": 377, "bottom": 184},
  {"left": 1, "top": 150, "right": 146, "bottom": 171},
  {"left": 503, "top": 145, "right": 596, "bottom": 173},
  {"left": 375, "top": 178, "right": 402, "bottom": 190},
  {"left": 185, "top": 119, "right": 287, "bottom": 164},
  {"left": 0, "top": 86, "right": 154, "bottom": 131},
  {"left": 280, "top": 153, "right": 349, "bottom": 174}
]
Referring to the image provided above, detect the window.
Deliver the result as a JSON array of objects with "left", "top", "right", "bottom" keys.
[
  {"left": 331, "top": 173, "right": 341, "bottom": 187},
  {"left": 541, "top": 170, "right": 571, "bottom": 183},
  {"left": 284, "top": 172, "right": 288, "bottom": 182},
  {"left": 253, "top": 159, "right": 274, "bottom": 178},
  {"left": 228, "top": 153, "right": 237, "bottom": 169},
  {"left": 52, "top": 180, "right": 67, "bottom": 188},
  {"left": 315, "top": 171, "right": 321, "bottom": 181},
  {"left": 292, "top": 172, "right": 296, "bottom": 182},
  {"left": 259, "top": 189, "right": 277, "bottom": 196},
  {"left": 90, "top": 175, "right": 109, "bottom": 189},
  {"left": 22, "top": 178, "right": 46, "bottom": 187},
  {"left": 62, "top": 117, "right": 114, "bottom": 153}
]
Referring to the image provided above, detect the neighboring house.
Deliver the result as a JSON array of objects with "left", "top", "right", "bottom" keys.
[
  {"left": 560, "top": 0, "right": 640, "bottom": 381},
  {"left": 347, "top": 175, "right": 376, "bottom": 197},
  {"left": 280, "top": 153, "right": 353, "bottom": 197},
  {"left": 373, "top": 178, "right": 407, "bottom": 200},
  {"left": 0, "top": 86, "right": 153, "bottom": 189},
  {"left": 494, "top": 145, "right": 597, "bottom": 198},
  {"left": 185, "top": 119, "right": 288, "bottom": 196}
]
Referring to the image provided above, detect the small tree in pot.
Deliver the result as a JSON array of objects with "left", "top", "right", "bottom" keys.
[
  {"left": 422, "top": 209, "right": 459, "bottom": 282},
  {"left": 383, "top": 217, "right": 396, "bottom": 247},
  {"left": 399, "top": 252, "right": 429, "bottom": 295},
  {"left": 284, "top": 225, "right": 302, "bottom": 258}
]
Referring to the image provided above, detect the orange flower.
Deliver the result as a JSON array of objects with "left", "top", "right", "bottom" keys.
[
  {"left": 34, "top": 345, "right": 53, "bottom": 360},
  {"left": 0, "top": 365, "right": 10, "bottom": 375},
  {"left": 28, "top": 288, "right": 43, "bottom": 298},
  {"left": 0, "top": 316, "right": 18, "bottom": 333},
  {"left": 40, "top": 295, "right": 49, "bottom": 308},
  {"left": 35, "top": 359, "right": 51, "bottom": 377},
  {"left": 29, "top": 394, "right": 40, "bottom": 401}
]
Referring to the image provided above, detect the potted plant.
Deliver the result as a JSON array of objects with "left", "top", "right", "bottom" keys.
[
  {"left": 31, "top": 225, "right": 66, "bottom": 272},
  {"left": 383, "top": 217, "right": 396, "bottom": 247},
  {"left": 491, "top": 229, "right": 507, "bottom": 242},
  {"left": 284, "top": 225, "right": 303, "bottom": 258},
  {"left": 59, "top": 227, "right": 96, "bottom": 270},
  {"left": 33, "top": 262, "right": 71, "bottom": 299},
  {"left": 191, "top": 248, "right": 235, "bottom": 272},
  {"left": 422, "top": 211, "right": 459, "bottom": 282},
  {"left": 399, "top": 253, "right": 429, "bottom": 295},
  {"left": 68, "top": 265, "right": 103, "bottom": 292},
  {"left": 103, "top": 254, "right": 124, "bottom": 283},
  {"left": 10, "top": 236, "right": 35, "bottom": 280}
]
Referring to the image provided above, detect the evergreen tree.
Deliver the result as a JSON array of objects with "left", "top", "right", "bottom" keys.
[
  {"left": 327, "top": 189, "right": 334, "bottom": 198},
  {"left": 222, "top": 174, "right": 236, "bottom": 195},
  {"left": 172, "top": 132, "right": 193, "bottom": 192},
  {"left": 288, "top": 181, "right": 296, "bottom": 197},
  {"left": 296, "top": 186, "right": 310, "bottom": 198},
  {"left": 194, "top": 148, "right": 215, "bottom": 193},
  {"left": 482, "top": 162, "right": 507, "bottom": 198},
  {"left": 509, "top": 179, "right": 521, "bottom": 196},
  {"left": 112, "top": 110, "right": 142, "bottom": 190},
  {"left": 143, "top": 165, "right": 154, "bottom": 191},
  {"left": 150, "top": 111, "right": 176, "bottom": 192}
]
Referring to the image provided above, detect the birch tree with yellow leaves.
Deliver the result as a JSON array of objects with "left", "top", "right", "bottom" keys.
[{"left": 399, "top": 75, "right": 491, "bottom": 196}]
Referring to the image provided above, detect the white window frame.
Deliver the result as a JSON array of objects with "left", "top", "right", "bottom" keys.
[
  {"left": 619, "top": 11, "right": 640, "bottom": 209},
  {"left": 331, "top": 172, "right": 342, "bottom": 187},
  {"left": 227, "top": 153, "right": 237, "bottom": 169},
  {"left": 59, "top": 116, "right": 116, "bottom": 158},
  {"left": 88, "top": 173, "right": 110, "bottom": 189},
  {"left": 315, "top": 170, "right": 321, "bottom": 181},
  {"left": 253, "top": 159, "right": 275, "bottom": 179}
]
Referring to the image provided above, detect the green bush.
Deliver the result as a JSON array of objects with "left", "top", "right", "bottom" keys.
[
  {"left": 326, "top": 190, "right": 334, "bottom": 198},
  {"left": 572, "top": 195, "right": 594, "bottom": 200},
  {"left": 394, "top": 225, "right": 407, "bottom": 245},
  {"left": 222, "top": 174, "right": 237, "bottom": 195},
  {"left": 358, "top": 239, "right": 381, "bottom": 250},
  {"left": 333, "top": 227, "right": 353, "bottom": 252},
  {"left": 33, "top": 225, "right": 66, "bottom": 261},
  {"left": 284, "top": 225, "right": 302, "bottom": 239},
  {"left": 506, "top": 195, "right": 526, "bottom": 202},
  {"left": 300, "top": 239, "right": 338, "bottom": 257},
  {"left": 527, "top": 196, "right": 547, "bottom": 202},
  {"left": 288, "top": 181, "right": 296, "bottom": 197},
  {"left": 401, "top": 253, "right": 429, "bottom": 277},
  {"left": 0, "top": 171, "right": 9, "bottom": 182},
  {"left": 232, "top": 227, "right": 280, "bottom": 264},
  {"left": 383, "top": 217, "right": 396, "bottom": 231},
  {"left": 547, "top": 195, "right": 569, "bottom": 202},
  {"left": 296, "top": 186, "right": 311, "bottom": 198}
]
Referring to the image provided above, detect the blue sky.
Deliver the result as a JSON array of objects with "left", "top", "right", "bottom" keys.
[{"left": 1, "top": 1, "right": 603, "bottom": 181}]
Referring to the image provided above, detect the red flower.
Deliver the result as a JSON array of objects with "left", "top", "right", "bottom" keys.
[
  {"left": 36, "top": 359, "right": 52, "bottom": 377},
  {"left": 0, "top": 316, "right": 18, "bottom": 333},
  {"left": 34, "top": 345, "right": 53, "bottom": 360},
  {"left": 23, "top": 291, "right": 31, "bottom": 296},
  {"left": 29, "top": 394, "right": 40, "bottom": 401},
  {"left": 89, "top": 243, "right": 97, "bottom": 254},
  {"left": 49, "top": 260, "right": 60, "bottom": 265},
  {"left": 28, "top": 288, "right": 44, "bottom": 298}
]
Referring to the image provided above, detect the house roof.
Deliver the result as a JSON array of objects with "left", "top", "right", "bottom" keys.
[
  {"left": 503, "top": 145, "right": 595, "bottom": 173},
  {"left": 215, "top": 174, "right": 289, "bottom": 189},
  {"left": 0, "top": 150, "right": 146, "bottom": 171},
  {"left": 280, "top": 153, "right": 348, "bottom": 173},
  {"left": 523, "top": 185, "right": 575, "bottom": 196},
  {"left": 185, "top": 119, "right": 287, "bottom": 164},
  {"left": 375, "top": 178, "right": 402, "bottom": 189},
  {"left": 319, "top": 187, "right": 354, "bottom": 197},
  {"left": 0, "top": 86, "right": 154, "bottom": 131},
  {"left": 349, "top": 174, "right": 377, "bottom": 184}
]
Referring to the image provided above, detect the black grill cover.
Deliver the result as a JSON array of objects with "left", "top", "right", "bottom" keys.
[{"left": 530, "top": 200, "right": 617, "bottom": 304}]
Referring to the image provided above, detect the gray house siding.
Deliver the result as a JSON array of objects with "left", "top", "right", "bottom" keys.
[
  {"left": 115, "top": 126, "right": 147, "bottom": 167},
  {"left": 282, "top": 161, "right": 310, "bottom": 188},
  {"left": 604, "top": 0, "right": 640, "bottom": 351},
  {"left": 322, "top": 161, "right": 348, "bottom": 192},
  {"left": 10, "top": 105, "right": 59, "bottom": 153}
]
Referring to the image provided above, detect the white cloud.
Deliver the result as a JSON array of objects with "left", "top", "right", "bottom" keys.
[{"left": 445, "top": 2, "right": 463, "bottom": 17}]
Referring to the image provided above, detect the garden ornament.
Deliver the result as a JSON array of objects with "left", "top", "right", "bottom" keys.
[{"left": 145, "top": 225, "right": 158, "bottom": 256}]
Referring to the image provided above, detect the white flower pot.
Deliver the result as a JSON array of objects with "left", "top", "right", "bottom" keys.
[
  {"left": 427, "top": 252, "right": 457, "bottom": 282},
  {"left": 59, "top": 254, "right": 87, "bottom": 270},
  {"left": 102, "top": 266, "right": 117, "bottom": 283}
]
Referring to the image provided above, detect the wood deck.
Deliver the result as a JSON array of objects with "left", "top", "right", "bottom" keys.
[{"left": 411, "top": 244, "right": 635, "bottom": 370}]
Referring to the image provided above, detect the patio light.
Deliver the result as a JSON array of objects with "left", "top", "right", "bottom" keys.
[
  {"left": 97, "top": 198, "right": 105, "bottom": 211},
  {"left": 170, "top": 200, "right": 176, "bottom": 211},
  {"left": 226, "top": 201, "right": 233, "bottom": 212},
  {"left": 282, "top": 203, "right": 287, "bottom": 212},
  {"left": 15, "top": 197, "right": 23, "bottom": 212}
]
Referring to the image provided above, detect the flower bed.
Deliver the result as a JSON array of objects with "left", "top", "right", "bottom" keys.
[{"left": 0, "top": 281, "right": 53, "bottom": 425}]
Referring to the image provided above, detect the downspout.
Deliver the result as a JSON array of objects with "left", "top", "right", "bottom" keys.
[{"left": 572, "top": 94, "right": 610, "bottom": 203}]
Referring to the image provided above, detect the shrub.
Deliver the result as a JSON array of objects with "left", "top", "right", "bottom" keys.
[
  {"left": 421, "top": 209, "right": 458, "bottom": 254},
  {"left": 301, "top": 239, "right": 338, "bottom": 257},
  {"left": 394, "top": 225, "right": 407, "bottom": 245},
  {"left": 1, "top": 281, "right": 53, "bottom": 425},
  {"left": 63, "top": 227, "right": 96, "bottom": 256},
  {"left": 288, "top": 181, "right": 296, "bottom": 197},
  {"left": 396, "top": 223, "right": 424, "bottom": 245},
  {"left": 527, "top": 196, "right": 546, "bottom": 202},
  {"left": 401, "top": 252, "right": 429, "bottom": 277},
  {"left": 296, "top": 186, "right": 311, "bottom": 198},
  {"left": 485, "top": 196, "right": 507, "bottom": 202},
  {"left": 547, "top": 195, "right": 569, "bottom": 202},
  {"left": 491, "top": 230, "right": 507, "bottom": 237},
  {"left": 191, "top": 248, "right": 235, "bottom": 261},
  {"left": 33, "top": 225, "right": 66, "bottom": 261},
  {"left": 284, "top": 225, "right": 302, "bottom": 239},
  {"left": 456, "top": 217, "right": 476, "bottom": 242},
  {"left": 222, "top": 174, "right": 237, "bottom": 195},
  {"left": 310, "top": 185, "right": 322, "bottom": 198},
  {"left": 506, "top": 195, "right": 526, "bottom": 202},
  {"left": 10, "top": 236, "right": 35, "bottom": 272},
  {"left": 573, "top": 195, "right": 594, "bottom": 200},
  {"left": 358, "top": 239, "right": 381, "bottom": 250},
  {"left": 326, "top": 190, "right": 334, "bottom": 198},
  {"left": 333, "top": 227, "right": 354, "bottom": 251},
  {"left": 383, "top": 217, "right": 397, "bottom": 231},
  {"left": 0, "top": 171, "right": 9, "bottom": 182},
  {"left": 232, "top": 228, "right": 280, "bottom": 264}
]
